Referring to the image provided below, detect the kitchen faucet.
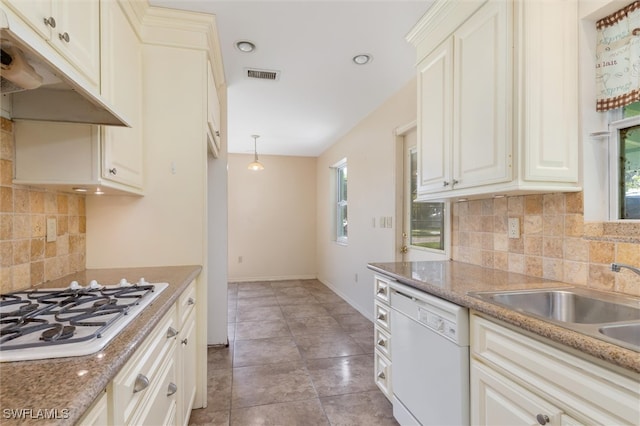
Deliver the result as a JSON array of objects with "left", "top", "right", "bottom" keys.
[{"left": 611, "top": 263, "right": 640, "bottom": 277}]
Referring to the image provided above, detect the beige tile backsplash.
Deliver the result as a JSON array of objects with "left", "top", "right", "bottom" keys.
[
  {"left": 452, "top": 192, "right": 640, "bottom": 296},
  {"left": 0, "top": 118, "right": 86, "bottom": 293}
]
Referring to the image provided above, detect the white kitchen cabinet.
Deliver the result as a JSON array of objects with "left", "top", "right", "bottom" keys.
[
  {"left": 112, "top": 304, "right": 178, "bottom": 425},
  {"left": 373, "top": 275, "right": 393, "bottom": 401},
  {"left": 76, "top": 389, "right": 108, "bottom": 426},
  {"left": 99, "top": 0, "right": 144, "bottom": 189},
  {"left": 470, "top": 313, "right": 640, "bottom": 425},
  {"left": 12, "top": 0, "right": 144, "bottom": 195},
  {"left": 177, "top": 280, "right": 197, "bottom": 426},
  {"left": 2, "top": 0, "right": 100, "bottom": 86},
  {"left": 13, "top": 120, "right": 143, "bottom": 195},
  {"left": 207, "top": 62, "right": 221, "bottom": 158},
  {"left": 408, "top": 0, "right": 580, "bottom": 201}
]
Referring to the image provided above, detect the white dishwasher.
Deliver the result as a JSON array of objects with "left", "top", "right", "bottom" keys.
[{"left": 390, "top": 282, "right": 469, "bottom": 426}]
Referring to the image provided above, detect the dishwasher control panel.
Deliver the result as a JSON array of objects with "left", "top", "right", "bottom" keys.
[{"left": 419, "top": 308, "right": 457, "bottom": 340}]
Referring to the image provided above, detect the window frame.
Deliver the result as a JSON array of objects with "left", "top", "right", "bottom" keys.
[
  {"left": 608, "top": 110, "right": 640, "bottom": 221},
  {"left": 333, "top": 158, "right": 348, "bottom": 245}
]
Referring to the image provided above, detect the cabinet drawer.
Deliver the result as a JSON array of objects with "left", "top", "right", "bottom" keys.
[
  {"left": 374, "top": 326, "right": 391, "bottom": 359},
  {"left": 113, "top": 305, "right": 177, "bottom": 423},
  {"left": 178, "top": 280, "right": 196, "bottom": 327},
  {"left": 374, "top": 275, "right": 391, "bottom": 304},
  {"left": 128, "top": 350, "right": 177, "bottom": 426},
  {"left": 471, "top": 314, "right": 639, "bottom": 424},
  {"left": 374, "top": 301, "right": 391, "bottom": 332},
  {"left": 374, "top": 350, "right": 392, "bottom": 401}
]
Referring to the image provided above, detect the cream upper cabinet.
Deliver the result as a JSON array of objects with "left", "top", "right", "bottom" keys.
[
  {"left": 409, "top": 0, "right": 580, "bottom": 201},
  {"left": 100, "top": 0, "right": 144, "bottom": 189},
  {"left": 3, "top": 0, "right": 100, "bottom": 86},
  {"left": 207, "top": 63, "right": 221, "bottom": 158}
]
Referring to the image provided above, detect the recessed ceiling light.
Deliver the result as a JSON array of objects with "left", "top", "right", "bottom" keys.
[
  {"left": 236, "top": 40, "right": 256, "bottom": 53},
  {"left": 353, "top": 54, "right": 372, "bottom": 65}
]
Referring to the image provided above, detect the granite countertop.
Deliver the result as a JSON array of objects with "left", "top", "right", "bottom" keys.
[
  {"left": 368, "top": 260, "right": 640, "bottom": 374},
  {"left": 0, "top": 265, "right": 202, "bottom": 426}
]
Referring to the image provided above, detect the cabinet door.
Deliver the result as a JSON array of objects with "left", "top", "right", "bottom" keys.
[
  {"left": 100, "top": 0, "right": 144, "bottom": 189},
  {"left": 453, "top": 0, "right": 511, "bottom": 189},
  {"left": 51, "top": 0, "right": 100, "bottom": 85},
  {"left": 471, "top": 361, "right": 565, "bottom": 426},
  {"left": 207, "top": 64, "right": 221, "bottom": 157},
  {"left": 417, "top": 37, "right": 453, "bottom": 196},
  {"left": 179, "top": 310, "right": 197, "bottom": 426},
  {"left": 3, "top": 0, "right": 52, "bottom": 39},
  {"left": 520, "top": 0, "right": 579, "bottom": 183}
]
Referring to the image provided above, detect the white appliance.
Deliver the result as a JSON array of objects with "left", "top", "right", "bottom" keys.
[
  {"left": 0, "top": 279, "right": 167, "bottom": 362},
  {"left": 390, "top": 282, "right": 469, "bottom": 426}
]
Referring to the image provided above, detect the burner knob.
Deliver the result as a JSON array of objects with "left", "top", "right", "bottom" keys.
[
  {"left": 119, "top": 278, "right": 130, "bottom": 287},
  {"left": 138, "top": 277, "right": 148, "bottom": 285},
  {"left": 69, "top": 281, "right": 83, "bottom": 290},
  {"left": 88, "top": 280, "right": 101, "bottom": 289}
]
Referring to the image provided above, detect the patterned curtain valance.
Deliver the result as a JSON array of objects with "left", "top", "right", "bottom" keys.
[{"left": 596, "top": 1, "right": 640, "bottom": 111}]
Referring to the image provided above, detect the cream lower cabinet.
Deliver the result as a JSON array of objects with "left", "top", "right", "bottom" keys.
[
  {"left": 373, "top": 275, "right": 393, "bottom": 400},
  {"left": 408, "top": 0, "right": 580, "bottom": 201},
  {"left": 177, "top": 280, "right": 198, "bottom": 426},
  {"left": 470, "top": 313, "right": 640, "bottom": 425}
]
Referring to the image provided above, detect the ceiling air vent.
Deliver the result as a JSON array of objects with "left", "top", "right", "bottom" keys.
[{"left": 246, "top": 68, "right": 280, "bottom": 81}]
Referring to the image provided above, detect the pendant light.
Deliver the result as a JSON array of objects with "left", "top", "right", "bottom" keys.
[{"left": 247, "top": 134, "right": 264, "bottom": 171}]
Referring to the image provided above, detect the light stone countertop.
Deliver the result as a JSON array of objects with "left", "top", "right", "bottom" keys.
[
  {"left": 0, "top": 265, "right": 202, "bottom": 426},
  {"left": 368, "top": 260, "right": 640, "bottom": 374}
]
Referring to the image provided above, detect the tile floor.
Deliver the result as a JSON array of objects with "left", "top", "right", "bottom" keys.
[{"left": 188, "top": 279, "right": 398, "bottom": 426}]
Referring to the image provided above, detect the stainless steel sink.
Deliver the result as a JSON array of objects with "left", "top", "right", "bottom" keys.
[
  {"left": 485, "top": 290, "right": 639, "bottom": 324},
  {"left": 599, "top": 323, "right": 640, "bottom": 348},
  {"left": 468, "top": 287, "right": 640, "bottom": 351}
]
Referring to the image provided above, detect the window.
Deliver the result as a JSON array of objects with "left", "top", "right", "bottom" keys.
[
  {"left": 335, "top": 159, "right": 348, "bottom": 244},
  {"left": 409, "top": 149, "right": 444, "bottom": 250},
  {"left": 610, "top": 101, "right": 640, "bottom": 220}
]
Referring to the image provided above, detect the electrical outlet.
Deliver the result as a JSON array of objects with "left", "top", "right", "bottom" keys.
[
  {"left": 46, "top": 218, "right": 57, "bottom": 242},
  {"left": 508, "top": 217, "right": 520, "bottom": 239}
]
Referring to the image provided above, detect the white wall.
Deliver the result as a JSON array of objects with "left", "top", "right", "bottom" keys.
[
  {"left": 316, "top": 78, "right": 417, "bottom": 319},
  {"left": 227, "top": 153, "right": 317, "bottom": 281}
]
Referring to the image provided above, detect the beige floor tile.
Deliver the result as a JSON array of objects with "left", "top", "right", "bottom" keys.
[
  {"left": 293, "top": 331, "right": 364, "bottom": 360},
  {"left": 235, "top": 319, "right": 291, "bottom": 341},
  {"left": 321, "top": 301, "right": 360, "bottom": 316},
  {"left": 276, "top": 294, "right": 320, "bottom": 306},
  {"left": 320, "top": 390, "right": 398, "bottom": 426},
  {"left": 205, "top": 368, "right": 232, "bottom": 412},
  {"left": 286, "top": 315, "right": 343, "bottom": 336},
  {"left": 207, "top": 345, "right": 233, "bottom": 370},
  {"left": 236, "top": 295, "right": 280, "bottom": 309},
  {"left": 348, "top": 329, "right": 375, "bottom": 354},
  {"left": 231, "top": 362, "right": 317, "bottom": 408},
  {"left": 334, "top": 313, "right": 374, "bottom": 333},
  {"left": 233, "top": 336, "right": 302, "bottom": 367},
  {"left": 306, "top": 355, "right": 377, "bottom": 397},
  {"left": 237, "top": 288, "right": 275, "bottom": 299},
  {"left": 281, "top": 303, "right": 330, "bottom": 319},
  {"left": 230, "top": 398, "right": 329, "bottom": 426},
  {"left": 236, "top": 306, "right": 284, "bottom": 322},
  {"left": 189, "top": 408, "right": 230, "bottom": 426}
]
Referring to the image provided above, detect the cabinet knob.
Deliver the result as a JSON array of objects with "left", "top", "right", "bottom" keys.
[
  {"left": 376, "top": 313, "right": 386, "bottom": 321},
  {"left": 377, "top": 339, "right": 386, "bottom": 347},
  {"left": 133, "top": 374, "right": 150, "bottom": 394},
  {"left": 377, "top": 371, "right": 386, "bottom": 380},
  {"left": 187, "top": 297, "right": 195, "bottom": 306},
  {"left": 443, "top": 180, "right": 450, "bottom": 187},
  {"left": 536, "top": 414, "right": 550, "bottom": 425},
  {"left": 43, "top": 17, "right": 56, "bottom": 28},
  {"left": 166, "top": 327, "right": 178, "bottom": 339},
  {"left": 167, "top": 382, "right": 177, "bottom": 397},
  {"left": 181, "top": 338, "right": 188, "bottom": 345},
  {"left": 376, "top": 288, "right": 386, "bottom": 295},
  {"left": 108, "top": 167, "right": 117, "bottom": 175},
  {"left": 452, "top": 179, "right": 459, "bottom": 186},
  {"left": 58, "top": 32, "right": 70, "bottom": 43}
]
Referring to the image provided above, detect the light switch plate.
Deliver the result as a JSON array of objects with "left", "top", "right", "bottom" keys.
[{"left": 46, "top": 218, "right": 57, "bottom": 242}]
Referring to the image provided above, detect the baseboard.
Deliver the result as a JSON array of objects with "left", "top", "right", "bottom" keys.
[{"left": 228, "top": 274, "right": 317, "bottom": 283}]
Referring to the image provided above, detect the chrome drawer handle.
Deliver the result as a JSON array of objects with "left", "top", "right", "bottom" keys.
[
  {"left": 133, "top": 374, "right": 149, "bottom": 394},
  {"left": 376, "top": 288, "right": 386, "bottom": 295},
  {"left": 187, "top": 297, "right": 195, "bottom": 306},
  {"left": 377, "top": 339, "right": 386, "bottom": 347},
  {"left": 108, "top": 167, "right": 117, "bottom": 175},
  {"left": 377, "top": 371, "right": 386, "bottom": 380},
  {"left": 43, "top": 17, "right": 56, "bottom": 28},
  {"left": 58, "top": 32, "right": 70, "bottom": 43},
  {"left": 166, "top": 327, "right": 178, "bottom": 338},
  {"left": 536, "top": 414, "right": 550, "bottom": 425},
  {"left": 181, "top": 338, "right": 188, "bottom": 345},
  {"left": 376, "top": 313, "right": 386, "bottom": 321},
  {"left": 167, "top": 382, "right": 177, "bottom": 397}
]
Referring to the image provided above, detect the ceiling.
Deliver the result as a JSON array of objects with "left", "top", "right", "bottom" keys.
[{"left": 148, "top": 1, "right": 434, "bottom": 157}]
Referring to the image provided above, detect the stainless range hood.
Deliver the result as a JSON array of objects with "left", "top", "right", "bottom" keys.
[{"left": 0, "top": 6, "right": 130, "bottom": 127}]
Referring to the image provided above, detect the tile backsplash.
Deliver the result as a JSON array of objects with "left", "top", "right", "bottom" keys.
[
  {"left": 0, "top": 118, "right": 86, "bottom": 293},
  {"left": 452, "top": 192, "right": 639, "bottom": 296}
]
